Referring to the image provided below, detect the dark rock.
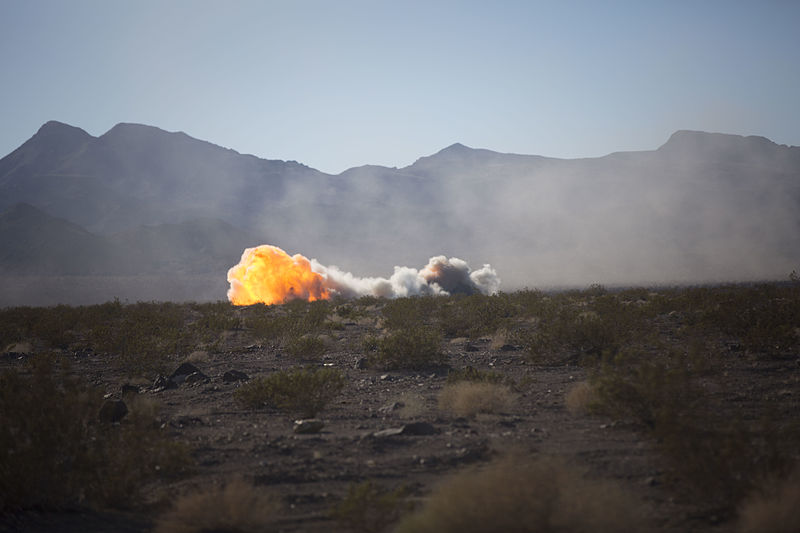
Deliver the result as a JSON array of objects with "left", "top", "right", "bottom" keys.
[
  {"left": 499, "top": 344, "right": 519, "bottom": 351},
  {"left": 184, "top": 371, "right": 209, "bottom": 385},
  {"left": 99, "top": 399, "right": 128, "bottom": 423},
  {"left": 121, "top": 384, "right": 140, "bottom": 396},
  {"left": 170, "top": 362, "right": 202, "bottom": 382},
  {"left": 354, "top": 357, "right": 369, "bottom": 370},
  {"left": 464, "top": 344, "right": 479, "bottom": 352},
  {"left": 152, "top": 374, "right": 178, "bottom": 392},
  {"left": 222, "top": 370, "right": 249, "bottom": 382},
  {"left": 293, "top": 419, "right": 325, "bottom": 434},
  {"left": 401, "top": 421, "right": 438, "bottom": 436}
]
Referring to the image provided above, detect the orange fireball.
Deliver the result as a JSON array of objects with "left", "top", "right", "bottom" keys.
[{"left": 227, "top": 245, "right": 330, "bottom": 305}]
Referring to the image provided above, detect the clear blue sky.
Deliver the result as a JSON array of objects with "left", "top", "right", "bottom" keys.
[{"left": 1, "top": 0, "right": 798, "bottom": 174}]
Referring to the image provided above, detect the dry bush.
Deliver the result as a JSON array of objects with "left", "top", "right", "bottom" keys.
[
  {"left": 738, "top": 468, "right": 800, "bottom": 533},
  {"left": 0, "top": 355, "right": 189, "bottom": 512},
  {"left": 234, "top": 367, "right": 345, "bottom": 418},
  {"left": 155, "top": 478, "right": 280, "bottom": 533},
  {"left": 564, "top": 380, "right": 597, "bottom": 414},
  {"left": 438, "top": 381, "right": 515, "bottom": 417},
  {"left": 371, "top": 326, "right": 444, "bottom": 370},
  {"left": 330, "top": 481, "right": 412, "bottom": 533},
  {"left": 394, "top": 456, "right": 646, "bottom": 533}
]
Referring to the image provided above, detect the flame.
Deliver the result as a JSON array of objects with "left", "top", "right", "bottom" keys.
[{"left": 227, "top": 245, "right": 330, "bottom": 305}]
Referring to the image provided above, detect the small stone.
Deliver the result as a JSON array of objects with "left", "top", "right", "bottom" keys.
[
  {"left": 378, "top": 401, "right": 404, "bottom": 415},
  {"left": 401, "top": 422, "right": 437, "bottom": 436},
  {"left": 184, "top": 371, "right": 209, "bottom": 385},
  {"left": 170, "top": 362, "right": 206, "bottom": 384},
  {"left": 293, "top": 419, "right": 325, "bottom": 434},
  {"left": 372, "top": 427, "right": 405, "bottom": 438},
  {"left": 121, "top": 384, "right": 140, "bottom": 396},
  {"left": 222, "top": 370, "right": 249, "bottom": 382},
  {"left": 99, "top": 400, "right": 128, "bottom": 423},
  {"left": 152, "top": 374, "right": 178, "bottom": 391},
  {"left": 380, "top": 374, "right": 390, "bottom": 381},
  {"left": 354, "top": 357, "right": 369, "bottom": 370}
]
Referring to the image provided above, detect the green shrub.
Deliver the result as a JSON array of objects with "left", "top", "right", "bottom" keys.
[
  {"left": 286, "top": 334, "right": 327, "bottom": 359},
  {"left": 330, "top": 481, "right": 413, "bottom": 533},
  {"left": 234, "top": 367, "right": 346, "bottom": 418},
  {"left": 0, "top": 355, "right": 189, "bottom": 512},
  {"left": 370, "top": 327, "right": 444, "bottom": 370},
  {"left": 381, "top": 297, "right": 441, "bottom": 330}
]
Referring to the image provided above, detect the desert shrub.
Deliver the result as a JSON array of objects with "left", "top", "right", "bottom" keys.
[
  {"left": 737, "top": 467, "right": 800, "bottom": 533},
  {"left": 370, "top": 327, "right": 444, "bottom": 370},
  {"left": 438, "top": 381, "right": 515, "bottom": 417},
  {"left": 564, "top": 380, "right": 597, "bottom": 414},
  {"left": 244, "top": 299, "right": 332, "bottom": 348},
  {"left": 693, "top": 285, "right": 800, "bottom": 357},
  {"left": 394, "top": 456, "right": 644, "bottom": 533},
  {"left": 285, "top": 334, "right": 327, "bottom": 359},
  {"left": 0, "top": 355, "right": 189, "bottom": 512},
  {"left": 155, "top": 478, "right": 280, "bottom": 533},
  {"left": 381, "top": 296, "right": 441, "bottom": 330},
  {"left": 435, "top": 293, "right": 515, "bottom": 338},
  {"left": 330, "top": 481, "right": 413, "bottom": 533},
  {"left": 589, "top": 349, "right": 699, "bottom": 429},
  {"left": 446, "top": 365, "right": 504, "bottom": 384},
  {"left": 234, "top": 367, "right": 345, "bottom": 418},
  {"left": 589, "top": 347, "right": 799, "bottom": 516},
  {"left": 524, "top": 293, "right": 650, "bottom": 364}
]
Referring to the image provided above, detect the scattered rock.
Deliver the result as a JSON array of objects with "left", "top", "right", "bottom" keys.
[
  {"left": 121, "top": 384, "right": 140, "bottom": 397},
  {"left": 170, "top": 362, "right": 209, "bottom": 385},
  {"left": 372, "top": 427, "right": 405, "bottom": 438},
  {"left": 98, "top": 399, "right": 128, "bottom": 423},
  {"left": 294, "top": 419, "right": 325, "bottom": 434},
  {"left": 184, "top": 371, "right": 210, "bottom": 385},
  {"left": 372, "top": 422, "right": 437, "bottom": 438},
  {"left": 401, "top": 421, "right": 437, "bottom": 436},
  {"left": 354, "top": 357, "right": 369, "bottom": 370},
  {"left": 499, "top": 344, "right": 519, "bottom": 352},
  {"left": 378, "top": 401, "right": 404, "bottom": 415},
  {"left": 222, "top": 370, "right": 250, "bottom": 382},
  {"left": 152, "top": 374, "right": 178, "bottom": 392}
]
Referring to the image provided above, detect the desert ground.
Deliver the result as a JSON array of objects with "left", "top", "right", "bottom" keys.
[{"left": 1, "top": 284, "right": 798, "bottom": 532}]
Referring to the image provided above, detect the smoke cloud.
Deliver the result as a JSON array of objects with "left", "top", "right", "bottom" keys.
[{"left": 227, "top": 244, "right": 500, "bottom": 305}]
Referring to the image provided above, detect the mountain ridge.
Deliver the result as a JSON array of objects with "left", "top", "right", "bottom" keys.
[{"left": 1, "top": 120, "right": 798, "bottom": 304}]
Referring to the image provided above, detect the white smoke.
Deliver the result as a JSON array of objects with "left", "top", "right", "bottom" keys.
[{"left": 310, "top": 255, "right": 500, "bottom": 299}]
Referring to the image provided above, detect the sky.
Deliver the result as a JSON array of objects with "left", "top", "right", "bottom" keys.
[{"left": 1, "top": 0, "right": 799, "bottom": 174}]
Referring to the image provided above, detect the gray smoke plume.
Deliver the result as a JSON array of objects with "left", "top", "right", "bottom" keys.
[{"left": 311, "top": 255, "right": 500, "bottom": 299}]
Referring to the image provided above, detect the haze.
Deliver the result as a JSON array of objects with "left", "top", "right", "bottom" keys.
[{"left": 1, "top": 1, "right": 799, "bottom": 174}]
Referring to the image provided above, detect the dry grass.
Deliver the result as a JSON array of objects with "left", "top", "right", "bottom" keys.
[
  {"left": 154, "top": 478, "right": 280, "bottom": 533},
  {"left": 738, "top": 469, "right": 800, "bottom": 533},
  {"left": 564, "top": 380, "right": 597, "bottom": 414},
  {"left": 438, "top": 381, "right": 515, "bottom": 417},
  {"left": 394, "top": 455, "right": 646, "bottom": 533}
]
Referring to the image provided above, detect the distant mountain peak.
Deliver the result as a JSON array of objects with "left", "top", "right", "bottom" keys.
[
  {"left": 33, "top": 120, "right": 92, "bottom": 141},
  {"left": 659, "top": 130, "right": 779, "bottom": 153}
]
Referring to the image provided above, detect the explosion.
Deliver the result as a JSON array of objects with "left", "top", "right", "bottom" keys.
[
  {"left": 227, "top": 244, "right": 500, "bottom": 305},
  {"left": 227, "top": 245, "right": 329, "bottom": 305}
]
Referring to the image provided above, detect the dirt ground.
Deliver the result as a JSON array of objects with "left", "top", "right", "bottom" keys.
[{"left": 1, "top": 306, "right": 798, "bottom": 533}]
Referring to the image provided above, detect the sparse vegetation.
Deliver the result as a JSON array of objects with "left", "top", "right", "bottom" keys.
[
  {"left": 0, "top": 354, "right": 189, "bottom": 513},
  {"left": 394, "top": 456, "right": 645, "bottom": 533},
  {"left": 438, "top": 381, "right": 515, "bottom": 417},
  {"left": 370, "top": 326, "right": 444, "bottom": 370},
  {"left": 154, "top": 478, "right": 280, "bottom": 533},
  {"left": 234, "top": 366, "right": 346, "bottom": 418},
  {"left": 330, "top": 481, "right": 413, "bottom": 533}
]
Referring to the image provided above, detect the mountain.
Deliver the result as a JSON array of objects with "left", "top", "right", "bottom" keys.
[
  {"left": 0, "top": 203, "right": 257, "bottom": 276},
  {"left": 1, "top": 121, "right": 799, "bottom": 305}
]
